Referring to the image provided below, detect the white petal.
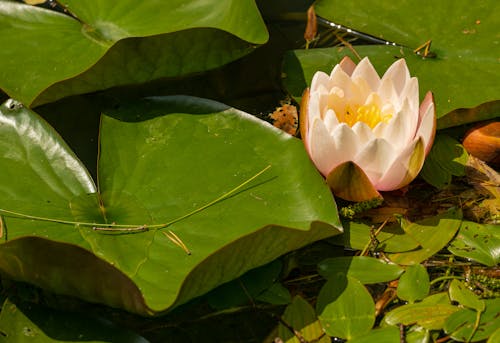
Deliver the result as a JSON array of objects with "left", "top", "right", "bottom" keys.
[
  {"left": 327, "top": 87, "right": 347, "bottom": 118},
  {"left": 400, "top": 77, "right": 419, "bottom": 114},
  {"left": 309, "top": 117, "right": 338, "bottom": 176},
  {"left": 351, "top": 57, "right": 381, "bottom": 91},
  {"left": 381, "top": 59, "right": 410, "bottom": 95},
  {"left": 329, "top": 66, "right": 354, "bottom": 98},
  {"left": 307, "top": 90, "right": 323, "bottom": 124},
  {"left": 310, "top": 71, "right": 330, "bottom": 92},
  {"left": 352, "top": 77, "right": 373, "bottom": 104},
  {"left": 376, "top": 137, "right": 425, "bottom": 191},
  {"left": 323, "top": 109, "right": 339, "bottom": 132},
  {"left": 326, "top": 123, "right": 363, "bottom": 173},
  {"left": 415, "top": 95, "right": 436, "bottom": 154},
  {"left": 378, "top": 77, "right": 398, "bottom": 105},
  {"left": 376, "top": 109, "right": 409, "bottom": 149},
  {"left": 352, "top": 121, "right": 375, "bottom": 147},
  {"left": 353, "top": 138, "right": 396, "bottom": 185}
]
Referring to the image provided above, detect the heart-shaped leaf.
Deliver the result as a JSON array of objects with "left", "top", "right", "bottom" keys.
[
  {"left": 316, "top": 276, "right": 375, "bottom": 340},
  {"left": 0, "top": 96, "right": 341, "bottom": 315},
  {"left": 397, "top": 264, "right": 430, "bottom": 303},
  {"left": 0, "top": 1, "right": 268, "bottom": 106}
]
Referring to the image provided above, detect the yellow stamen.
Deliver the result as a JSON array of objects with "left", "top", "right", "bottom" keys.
[{"left": 338, "top": 103, "right": 392, "bottom": 129}]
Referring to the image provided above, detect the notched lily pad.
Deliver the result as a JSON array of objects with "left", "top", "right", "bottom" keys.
[
  {"left": 0, "top": 96, "right": 341, "bottom": 315},
  {"left": 0, "top": 1, "right": 269, "bottom": 106}
]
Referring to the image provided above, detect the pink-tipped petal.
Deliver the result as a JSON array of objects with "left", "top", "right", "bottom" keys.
[
  {"left": 381, "top": 59, "right": 410, "bottom": 94},
  {"left": 300, "top": 88, "right": 310, "bottom": 150},
  {"left": 326, "top": 161, "right": 382, "bottom": 202},
  {"left": 376, "top": 137, "right": 426, "bottom": 191},
  {"left": 353, "top": 138, "right": 396, "bottom": 185},
  {"left": 339, "top": 56, "right": 356, "bottom": 76},
  {"left": 416, "top": 91, "right": 436, "bottom": 155},
  {"left": 309, "top": 117, "right": 337, "bottom": 176},
  {"left": 351, "top": 57, "right": 381, "bottom": 91}
]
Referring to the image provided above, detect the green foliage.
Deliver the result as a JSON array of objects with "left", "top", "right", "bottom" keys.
[
  {"left": 420, "top": 134, "right": 469, "bottom": 189},
  {"left": 0, "top": 298, "right": 148, "bottom": 342},
  {"left": 293, "top": 0, "right": 500, "bottom": 126},
  {"left": 397, "top": 264, "right": 430, "bottom": 303},
  {"left": 318, "top": 256, "right": 404, "bottom": 284},
  {"left": 316, "top": 276, "right": 375, "bottom": 340},
  {"left": 448, "top": 221, "right": 500, "bottom": 266},
  {"left": 0, "top": 0, "right": 268, "bottom": 106},
  {"left": 0, "top": 0, "right": 498, "bottom": 341},
  {"left": 278, "top": 296, "right": 328, "bottom": 343},
  {"left": 0, "top": 97, "right": 341, "bottom": 315}
]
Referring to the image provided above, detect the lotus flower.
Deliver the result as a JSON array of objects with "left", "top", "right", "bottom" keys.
[{"left": 300, "top": 57, "right": 436, "bottom": 202}]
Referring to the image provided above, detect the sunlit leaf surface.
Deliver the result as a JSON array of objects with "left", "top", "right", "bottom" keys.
[
  {"left": 0, "top": 97, "right": 341, "bottom": 315},
  {"left": 0, "top": 0, "right": 268, "bottom": 106}
]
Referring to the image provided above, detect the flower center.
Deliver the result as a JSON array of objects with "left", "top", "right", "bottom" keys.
[{"left": 338, "top": 103, "right": 392, "bottom": 129}]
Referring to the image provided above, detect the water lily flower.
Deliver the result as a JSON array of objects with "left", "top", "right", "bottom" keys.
[{"left": 300, "top": 56, "right": 436, "bottom": 202}]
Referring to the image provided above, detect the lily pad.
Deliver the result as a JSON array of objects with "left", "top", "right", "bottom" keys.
[
  {"left": 0, "top": 96, "right": 341, "bottom": 315},
  {"left": 0, "top": 1, "right": 268, "bottom": 106},
  {"left": 311, "top": 0, "right": 500, "bottom": 126}
]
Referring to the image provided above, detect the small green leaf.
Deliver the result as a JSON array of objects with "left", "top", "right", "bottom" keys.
[
  {"left": 332, "top": 220, "right": 420, "bottom": 253},
  {"left": 278, "top": 296, "right": 329, "bottom": 343},
  {"left": 406, "top": 328, "right": 431, "bottom": 343},
  {"left": 487, "top": 328, "right": 500, "bottom": 343},
  {"left": 445, "top": 298, "right": 500, "bottom": 342},
  {"left": 448, "top": 221, "right": 500, "bottom": 267},
  {"left": 255, "top": 282, "right": 291, "bottom": 305},
  {"left": 206, "top": 260, "right": 282, "bottom": 310},
  {"left": 318, "top": 256, "right": 404, "bottom": 284},
  {"left": 388, "top": 208, "right": 462, "bottom": 265},
  {"left": 421, "top": 292, "right": 451, "bottom": 305},
  {"left": 384, "top": 303, "right": 459, "bottom": 330},
  {"left": 449, "top": 280, "right": 486, "bottom": 312},
  {"left": 420, "top": 135, "right": 468, "bottom": 189},
  {"left": 347, "top": 327, "right": 400, "bottom": 343},
  {"left": 316, "top": 276, "right": 375, "bottom": 340},
  {"left": 397, "top": 264, "right": 430, "bottom": 303},
  {"left": 0, "top": 298, "right": 148, "bottom": 342}
]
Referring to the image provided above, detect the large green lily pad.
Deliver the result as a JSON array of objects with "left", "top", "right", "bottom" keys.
[
  {"left": 0, "top": 96, "right": 341, "bottom": 315},
  {"left": 283, "top": 0, "right": 499, "bottom": 127},
  {"left": 0, "top": 0, "right": 268, "bottom": 106}
]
